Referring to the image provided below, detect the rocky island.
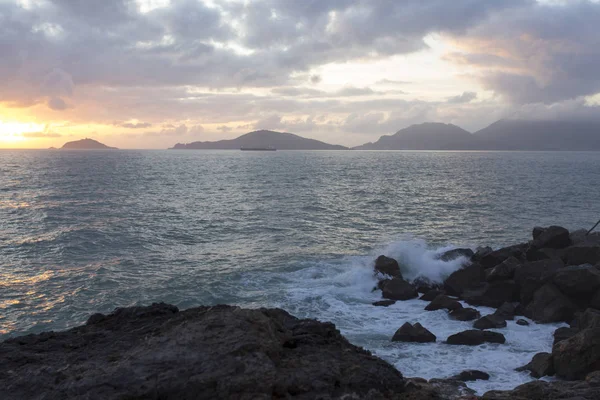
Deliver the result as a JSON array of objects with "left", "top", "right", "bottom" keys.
[
  {"left": 2, "top": 225, "right": 600, "bottom": 399},
  {"left": 61, "top": 138, "right": 117, "bottom": 150}
]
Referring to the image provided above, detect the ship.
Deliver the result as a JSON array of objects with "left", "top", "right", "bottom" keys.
[{"left": 240, "top": 146, "right": 276, "bottom": 151}]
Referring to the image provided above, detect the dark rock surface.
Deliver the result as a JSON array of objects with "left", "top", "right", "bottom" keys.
[
  {"left": 553, "top": 264, "right": 600, "bottom": 300},
  {"left": 375, "top": 255, "right": 403, "bottom": 278},
  {"left": 392, "top": 322, "right": 436, "bottom": 343},
  {"left": 516, "top": 352, "right": 555, "bottom": 378},
  {"left": 531, "top": 226, "right": 571, "bottom": 250},
  {"left": 479, "top": 244, "right": 527, "bottom": 269},
  {"left": 462, "top": 280, "right": 519, "bottom": 308},
  {"left": 419, "top": 289, "right": 445, "bottom": 302},
  {"left": 563, "top": 245, "right": 600, "bottom": 266},
  {"left": 553, "top": 327, "right": 579, "bottom": 345},
  {"left": 443, "top": 264, "right": 485, "bottom": 296},
  {"left": 553, "top": 328, "right": 600, "bottom": 380},
  {"left": 514, "top": 259, "right": 564, "bottom": 305},
  {"left": 439, "top": 248, "right": 474, "bottom": 262},
  {"left": 486, "top": 257, "right": 520, "bottom": 282},
  {"left": 494, "top": 302, "right": 517, "bottom": 320},
  {"left": 373, "top": 300, "right": 397, "bottom": 307},
  {"left": 524, "top": 283, "right": 578, "bottom": 323},
  {"left": 446, "top": 330, "right": 506, "bottom": 345},
  {"left": 516, "top": 319, "right": 530, "bottom": 326},
  {"left": 448, "top": 307, "right": 481, "bottom": 321},
  {"left": 482, "top": 372, "right": 600, "bottom": 399},
  {"left": 473, "top": 315, "right": 508, "bottom": 330},
  {"left": 0, "top": 303, "right": 411, "bottom": 400},
  {"left": 424, "top": 295, "right": 463, "bottom": 311},
  {"left": 574, "top": 308, "right": 600, "bottom": 330},
  {"left": 450, "top": 370, "right": 490, "bottom": 382},
  {"left": 382, "top": 278, "right": 419, "bottom": 301}
]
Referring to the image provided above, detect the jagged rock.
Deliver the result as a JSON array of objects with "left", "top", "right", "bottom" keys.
[
  {"left": 553, "top": 264, "right": 600, "bottom": 300},
  {"left": 472, "top": 246, "right": 493, "bottom": 262},
  {"left": 533, "top": 226, "right": 546, "bottom": 240},
  {"left": 462, "top": 280, "right": 519, "bottom": 308},
  {"left": 516, "top": 352, "right": 555, "bottom": 378},
  {"left": 531, "top": 226, "right": 571, "bottom": 250},
  {"left": 494, "top": 302, "right": 517, "bottom": 320},
  {"left": 514, "top": 259, "right": 564, "bottom": 305},
  {"left": 525, "top": 247, "right": 566, "bottom": 262},
  {"left": 486, "top": 257, "right": 520, "bottom": 282},
  {"left": 446, "top": 330, "right": 506, "bottom": 345},
  {"left": 439, "top": 248, "right": 474, "bottom": 262},
  {"left": 481, "top": 376, "right": 600, "bottom": 399},
  {"left": 563, "top": 245, "right": 600, "bottom": 266},
  {"left": 479, "top": 244, "right": 527, "bottom": 269},
  {"left": 553, "top": 327, "right": 579, "bottom": 345},
  {"left": 374, "top": 255, "right": 402, "bottom": 278},
  {"left": 450, "top": 370, "right": 490, "bottom": 382},
  {"left": 382, "top": 277, "right": 419, "bottom": 301},
  {"left": 553, "top": 328, "right": 600, "bottom": 380},
  {"left": 524, "top": 283, "right": 578, "bottom": 323},
  {"left": 570, "top": 229, "right": 600, "bottom": 246},
  {"left": 516, "top": 319, "right": 529, "bottom": 326},
  {"left": 406, "top": 378, "right": 477, "bottom": 400},
  {"left": 473, "top": 315, "right": 508, "bottom": 330},
  {"left": 412, "top": 276, "right": 439, "bottom": 294},
  {"left": 0, "top": 303, "right": 410, "bottom": 400},
  {"left": 443, "top": 264, "right": 485, "bottom": 296},
  {"left": 373, "top": 300, "right": 396, "bottom": 307},
  {"left": 449, "top": 308, "right": 481, "bottom": 321},
  {"left": 424, "top": 295, "right": 463, "bottom": 311},
  {"left": 572, "top": 308, "right": 600, "bottom": 330},
  {"left": 392, "top": 322, "right": 436, "bottom": 343},
  {"left": 419, "top": 289, "right": 445, "bottom": 301}
]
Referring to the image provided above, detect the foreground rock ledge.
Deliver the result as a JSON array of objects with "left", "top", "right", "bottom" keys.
[{"left": 1, "top": 303, "right": 466, "bottom": 400}]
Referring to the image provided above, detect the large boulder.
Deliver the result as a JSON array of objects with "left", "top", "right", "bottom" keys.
[
  {"left": 381, "top": 277, "right": 419, "bottom": 301},
  {"left": 553, "top": 328, "right": 600, "bottom": 380},
  {"left": 553, "top": 264, "right": 600, "bottom": 301},
  {"left": 481, "top": 376, "right": 600, "bottom": 400},
  {"left": 531, "top": 226, "right": 571, "bottom": 250},
  {"left": 570, "top": 229, "right": 600, "bottom": 246},
  {"left": 449, "top": 308, "right": 481, "bottom": 321},
  {"left": 514, "top": 259, "right": 564, "bottom": 305},
  {"left": 392, "top": 322, "right": 436, "bottom": 343},
  {"left": 524, "top": 283, "right": 578, "bottom": 323},
  {"left": 439, "top": 248, "right": 474, "bottom": 262},
  {"left": 563, "top": 245, "right": 600, "bottom": 266},
  {"left": 525, "top": 247, "right": 566, "bottom": 262},
  {"left": 372, "top": 300, "right": 396, "bottom": 307},
  {"left": 572, "top": 308, "right": 600, "bottom": 330},
  {"left": 446, "top": 330, "right": 506, "bottom": 345},
  {"left": 424, "top": 295, "right": 463, "bottom": 311},
  {"left": 0, "top": 303, "right": 409, "bottom": 399},
  {"left": 462, "top": 281, "right": 519, "bottom": 308},
  {"left": 473, "top": 315, "right": 508, "bottom": 330},
  {"left": 592, "top": 290, "right": 600, "bottom": 310},
  {"left": 374, "top": 255, "right": 402, "bottom": 278},
  {"left": 419, "top": 289, "right": 445, "bottom": 302},
  {"left": 553, "top": 327, "right": 578, "bottom": 345},
  {"left": 443, "top": 264, "right": 485, "bottom": 296},
  {"left": 450, "top": 370, "right": 490, "bottom": 382},
  {"left": 486, "top": 257, "right": 520, "bottom": 282},
  {"left": 494, "top": 302, "right": 517, "bottom": 321},
  {"left": 516, "top": 352, "right": 555, "bottom": 378},
  {"left": 479, "top": 244, "right": 527, "bottom": 269}
]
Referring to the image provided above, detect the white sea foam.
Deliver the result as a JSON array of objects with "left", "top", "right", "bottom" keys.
[{"left": 273, "top": 239, "right": 565, "bottom": 395}]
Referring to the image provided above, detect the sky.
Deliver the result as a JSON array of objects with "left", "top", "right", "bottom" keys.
[{"left": 1, "top": 0, "right": 600, "bottom": 149}]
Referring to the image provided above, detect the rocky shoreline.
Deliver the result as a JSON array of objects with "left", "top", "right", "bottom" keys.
[{"left": 1, "top": 226, "right": 600, "bottom": 399}]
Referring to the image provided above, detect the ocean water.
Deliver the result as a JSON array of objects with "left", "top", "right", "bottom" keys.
[{"left": 1, "top": 149, "right": 599, "bottom": 393}]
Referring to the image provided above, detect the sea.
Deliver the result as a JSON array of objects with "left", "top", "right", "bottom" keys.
[{"left": 1, "top": 149, "right": 599, "bottom": 394}]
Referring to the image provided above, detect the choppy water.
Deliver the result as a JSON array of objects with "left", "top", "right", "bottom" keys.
[{"left": 1, "top": 149, "right": 599, "bottom": 393}]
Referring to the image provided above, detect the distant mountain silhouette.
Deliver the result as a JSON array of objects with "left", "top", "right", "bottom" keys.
[
  {"left": 61, "top": 138, "right": 117, "bottom": 150},
  {"left": 171, "top": 130, "right": 347, "bottom": 150},
  {"left": 354, "top": 123, "right": 481, "bottom": 150}
]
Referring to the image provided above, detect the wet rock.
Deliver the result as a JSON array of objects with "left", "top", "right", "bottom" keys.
[
  {"left": 572, "top": 308, "right": 600, "bottom": 330},
  {"left": 462, "top": 280, "right": 519, "bottom": 308},
  {"left": 412, "top": 276, "right": 440, "bottom": 294},
  {"left": 449, "top": 308, "right": 481, "bottom": 321},
  {"left": 563, "top": 245, "right": 600, "bottom": 266},
  {"left": 372, "top": 300, "right": 396, "bottom": 307},
  {"left": 424, "top": 295, "right": 463, "bottom": 312},
  {"left": 479, "top": 244, "right": 527, "bottom": 269},
  {"left": 472, "top": 246, "right": 493, "bottom": 262},
  {"left": 553, "top": 327, "right": 579, "bottom": 345},
  {"left": 516, "top": 319, "right": 529, "bottom": 326},
  {"left": 517, "top": 352, "right": 555, "bottom": 378},
  {"left": 450, "top": 370, "right": 490, "bottom": 382},
  {"left": 570, "top": 229, "right": 600, "bottom": 246},
  {"left": 439, "top": 248, "right": 474, "bottom": 262},
  {"left": 419, "top": 289, "right": 445, "bottom": 302},
  {"left": 0, "top": 304, "right": 409, "bottom": 400},
  {"left": 524, "top": 283, "right": 578, "bottom": 323},
  {"left": 481, "top": 377, "right": 600, "bottom": 400},
  {"left": 446, "top": 329, "right": 506, "bottom": 345},
  {"left": 514, "top": 259, "right": 564, "bottom": 305},
  {"left": 591, "top": 290, "right": 600, "bottom": 310},
  {"left": 486, "top": 256, "right": 520, "bottom": 282},
  {"left": 531, "top": 226, "right": 571, "bottom": 250},
  {"left": 553, "top": 328, "right": 600, "bottom": 380},
  {"left": 533, "top": 226, "right": 546, "bottom": 240},
  {"left": 382, "top": 277, "right": 419, "bottom": 301},
  {"left": 494, "top": 302, "right": 518, "bottom": 321},
  {"left": 525, "top": 247, "right": 566, "bottom": 262},
  {"left": 553, "top": 264, "right": 600, "bottom": 301},
  {"left": 406, "top": 378, "right": 477, "bottom": 400},
  {"left": 392, "top": 322, "right": 436, "bottom": 343},
  {"left": 443, "top": 264, "right": 485, "bottom": 296},
  {"left": 473, "top": 315, "right": 508, "bottom": 330},
  {"left": 374, "top": 255, "right": 402, "bottom": 278}
]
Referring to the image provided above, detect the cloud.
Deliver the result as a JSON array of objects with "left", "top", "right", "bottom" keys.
[
  {"left": 47, "top": 97, "right": 71, "bottom": 110},
  {"left": 217, "top": 125, "right": 232, "bottom": 132},
  {"left": 447, "top": 91, "right": 477, "bottom": 104},
  {"left": 115, "top": 121, "right": 153, "bottom": 129},
  {"left": 376, "top": 79, "right": 412, "bottom": 85}
]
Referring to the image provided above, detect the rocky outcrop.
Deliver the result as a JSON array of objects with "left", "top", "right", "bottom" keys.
[
  {"left": 375, "top": 255, "right": 403, "bottom": 278},
  {"left": 373, "top": 300, "right": 396, "bottom": 307},
  {"left": 0, "top": 303, "right": 410, "bottom": 400},
  {"left": 553, "top": 328, "right": 600, "bottom": 380},
  {"left": 493, "top": 302, "right": 517, "bottom": 320},
  {"left": 419, "top": 289, "right": 445, "bottom": 301},
  {"left": 514, "top": 259, "right": 564, "bottom": 305},
  {"left": 473, "top": 315, "right": 508, "bottom": 330},
  {"left": 446, "top": 330, "right": 506, "bottom": 345},
  {"left": 479, "top": 244, "right": 527, "bottom": 269},
  {"left": 553, "top": 264, "right": 600, "bottom": 302},
  {"left": 486, "top": 257, "right": 520, "bottom": 282},
  {"left": 563, "top": 245, "right": 600, "bottom": 266},
  {"left": 444, "top": 264, "right": 485, "bottom": 296},
  {"left": 524, "top": 283, "right": 578, "bottom": 323},
  {"left": 482, "top": 372, "right": 600, "bottom": 399},
  {"left": 553, "top": 327, "right": 578, "bottom": 345},
  {"left": 448, "top": 308, "right": 481, "bottom": 321},
  {"left": 392, "top": 323, "right": 436, "bottom": 343},
  {"left": 382, "top": 278, "right": 419, "bottom": 300},
  {"left": 516, "top": 352, "right": 555, "bottom": 378},
  {"left": 424, "top": 295, "right": 463, "bottom": 311},
  {"left": 462, "top": 280, "right": 519, "bottom": 308},
  {"left": 450, "top": 370, "right": 490, "bottom": 382},
  {"left": 439, "top": 248, "right": 474, "bottom": 262},
  {"left": 530, "top": 226, "right": 571, "bottom": 250}
]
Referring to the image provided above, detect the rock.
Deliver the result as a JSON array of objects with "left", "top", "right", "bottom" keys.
[
  {"left": 374, "top": 255, "right": 402, "bottom": 278},
  {"left": 563, "top": 245, "right": 600, "bottom": 266},
  {"left": 446, "top": 330, "right": 506, "bottom": 345},
  {"left": 553, "top": 327, "right": 578, "bottom": 345},
  {"left": 479, "top": 244, "right": 527, "bottom": 269},
  {"left": 420, "top": 289, "right": 445, "bottom": 302},
  {"left": 525, "top": 247, "right": 566, "bottom": 262},
  {"left": 372, "top": 300, "right": 396, "bottom": 307},
  {"left": 486, "top": 257, "right": 520, "bottom": 282},
  {"left": 531, "top": 225, "right": 571, "bottom": 250},
  {"left": 524, "top": 283, "right": 579, "bottom": 323},
  {"left": 571, "top": 229, "right": 600, "bottom": 246},
  {"left": 0, "top": 304, "right": 409, "bottom": 400},
  {"left": 553, "top": 328, "right": 600, "bottom": 380},
  {"left": 462, "top": 281, "right": 519, "bottom": 308},
  {"left": 481, "top": 377, "right": 600, "bottom": 400},
  {"left": 494, "top": 302, "right": 517, "bottom": 320},
  {"left": 592, "top": 290, "right": 600, "bottom": 310},
  {"left": 439, "top": 248, "right": 474, "bottom": 262},
  {"left": 533, "top": 226, "right": 546, "bottom": 240},
  {"left": 412, "top": 276, "right": 439, "bottom": 294},
  {"left": 443, "top": 264, "right": 485, "bottom": 296},
  {"left": 392, "top": 322, "right": 436, "bottom": 343},
  {"left": 408, "top": 378, "right": 477, "bottom": 400},
  {"left": 424, "top": 295, "right": 463, "bottom": 311},
  {"left": 473, "top": 315, "right": 508, "bottom": 330},
  {"left": 514, "top": 259, "right": 564, "bottom": 305},
  {"left": 450, "top": 370, "right": 490, "bottom": 382},
  {"left": 516, "top": 352, "right": 555, "bottom": 378},
  {"left": 472, "top": 246, "right": 493, "bottom": 262},
  {"left": 573, "top": 308, "right": 600, "bottom": 330},
  {"left": 516, "top": 319, "right": 529, "bottom": 326},
  {"left": 449, "top": 308, "right": 481, "bottom": 321},
  {"left": 382, "top": 277, "right": 419, "bottom": 301},
  {"left": 553, "top": 264, "right": 600, "bottom": 301}
]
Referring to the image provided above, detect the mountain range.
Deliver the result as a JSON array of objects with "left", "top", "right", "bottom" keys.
[{"left": 170, "top": 120, "right": 600, "bottom": 151}]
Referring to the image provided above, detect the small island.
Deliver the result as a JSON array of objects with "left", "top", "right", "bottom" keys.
[{"left": 61, "top": 138, "right": 117, "bottom": 150}]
